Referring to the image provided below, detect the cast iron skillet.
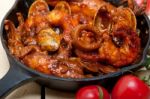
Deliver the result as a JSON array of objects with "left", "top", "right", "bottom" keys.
[{"left": 0, "top": 0, "right": 150, "bottom": 98}]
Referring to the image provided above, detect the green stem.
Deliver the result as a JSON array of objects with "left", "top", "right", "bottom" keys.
[
  {"left": 98, "top": 86, "right": 103, "bottom": 99},
  {"left": 141, "top": 75, "right": 150, "bottom": 86},
  {"left": 142, "top": 56, "right": 150, "bottom": 70}
]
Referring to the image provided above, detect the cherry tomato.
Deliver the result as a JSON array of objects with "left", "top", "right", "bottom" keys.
[
  {"left": 111, "top": 75, "right": 150, "bottom": 99},
  {"left": 76, "top": 85, "right": 110, "bottom": 99}
]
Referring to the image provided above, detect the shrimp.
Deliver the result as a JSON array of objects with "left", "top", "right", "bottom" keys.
[
  {"left": 99, "top": 27, "right": 140, "bottom": 67},
  {"left": 4, "top": 20, "right": 41, "bottom": 59}
]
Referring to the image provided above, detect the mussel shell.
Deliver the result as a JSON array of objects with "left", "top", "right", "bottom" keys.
[
  {"left": 93, "top": 3, "right": 115, "bottom": 32},
  {"left": 37, "top": 28, "right": 61, "bottom": 51},
  {"left": 28, "top": 0, "right": 49, "bottom": 17},
  {"left": 94, "top": 4, "right": 137, "bottom": 32},
  {"left": 54, "top": 1, "right": 71, "bottom": 15},
  {"left": 112, "top": 7, "right": 137, "bottom": 31}
]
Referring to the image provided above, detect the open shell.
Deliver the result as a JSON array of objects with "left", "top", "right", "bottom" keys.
[
  {"left": 93, "top": 3, "right": 115, "bottom": 32},
  {"left": 37, "top": 28, "right": 61, "bottom": 51},
  {"left": 113, "top": 7, "right": 137, "bottom": 31},
  {"left": 94, "top": 3, "right": 137, "bottom": 33},
  {"left": 54, "top": 1, "right": 71, "bottom": 15},
  {"left": 28, "top": 0, "right": 49, "bottom": 17}
]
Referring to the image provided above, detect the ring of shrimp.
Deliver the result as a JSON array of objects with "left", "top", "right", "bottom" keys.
[{"left": 72, "top": 24, "right": 102, "bottom": 51}]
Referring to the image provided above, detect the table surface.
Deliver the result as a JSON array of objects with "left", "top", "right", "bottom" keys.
[{"left": 0, "top": 0, "right": 149, "bottom": 99}]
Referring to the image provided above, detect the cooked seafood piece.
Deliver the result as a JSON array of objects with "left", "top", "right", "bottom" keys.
[
  {"left": 99, "top": 27, "right": 140, "bottom": 67},
  {"left": 71, "top": 24, "right": 102, "bottom": 51},
  {"left": 37, "top": 28, "right": 61, "bottom": 51},
  {"left": 5, "top": 20, "right": 41, "bottom": 59},
  {"left": 28, "top": 0, "right": 49, "bottom": 17},
  {"left": 23, "top": 52, "right": 85, "bottom": 78}
]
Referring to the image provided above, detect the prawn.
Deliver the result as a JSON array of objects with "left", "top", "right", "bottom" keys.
[
  {"left": 4, "top": 20, "right": 41, "bottom": 59},
  {"left": 99, "top": 27, "right": 140, "bottom": 67}
]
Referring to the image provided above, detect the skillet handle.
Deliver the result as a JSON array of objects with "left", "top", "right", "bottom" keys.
[{"left": 0, "top": 65, "right": 36, "bottom": 99}]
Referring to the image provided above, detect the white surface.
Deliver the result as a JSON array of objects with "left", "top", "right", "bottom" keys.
[
  {"left": 0, "top": 0, "right": 149, "bottom": 99},
  {"left": 0, "top": 0, "right": 15, "bottom": 79}
]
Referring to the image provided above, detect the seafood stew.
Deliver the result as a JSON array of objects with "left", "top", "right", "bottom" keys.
[{"left": 4, "top": 0, "right": 148, "bottom": 78}]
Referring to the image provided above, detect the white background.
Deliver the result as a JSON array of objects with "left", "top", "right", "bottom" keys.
[{"left": 0, "top": 0, "right": 15, "bottom": 79}]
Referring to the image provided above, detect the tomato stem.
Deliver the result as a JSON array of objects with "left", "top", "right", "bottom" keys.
[
  {"left": 141, "top": 75, "right": 150, "bottom": 86},
  {"left": 141, "top": 55, "right": 150, "bottom": 70},
  {"left": 98, "top": 86, "right": 104, "bottom": 99}
]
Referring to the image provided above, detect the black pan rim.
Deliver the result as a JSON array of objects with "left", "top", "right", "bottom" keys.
[{"left": 1, "top": 0, "right": 150, "bottom": 82}]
